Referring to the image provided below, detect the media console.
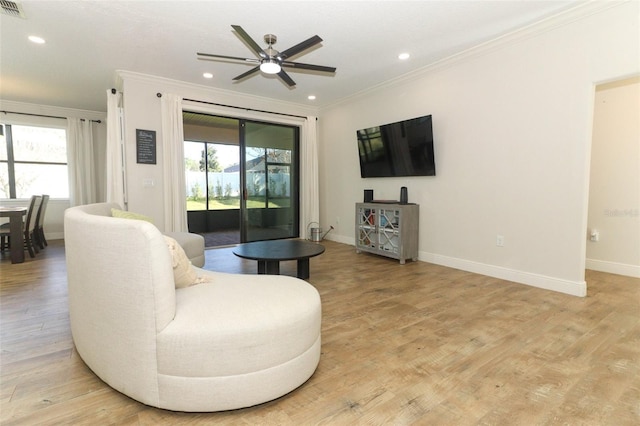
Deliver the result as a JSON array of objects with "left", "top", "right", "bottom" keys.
[{"left": 355, "top": 202, "right": 419, "bottom": 264}]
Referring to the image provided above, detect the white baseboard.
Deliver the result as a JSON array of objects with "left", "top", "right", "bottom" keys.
[
  {"left": 45, "top": 232, "right": 64, "bottom": 241},
  {"left": 325, "top": 236, "right": 587, "bottom": 297},
  {"left": 421, "top": 252, "right": 587, "bottom": 297},
  {"left": 586, "top": 258, "right": 640, "bottom": 278},
  {"left": 326, "top": 234, "right": 355, "bottom": 246}
]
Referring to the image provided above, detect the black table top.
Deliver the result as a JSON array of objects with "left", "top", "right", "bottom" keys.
[{"left": 232, "top": 239, "right": 325, "bottom": 262}]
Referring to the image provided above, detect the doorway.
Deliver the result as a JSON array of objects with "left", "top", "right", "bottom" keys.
[
  {"left": 182, "top": 112, "right": 300, "bottom": 247},
  {"left": 586, "top": 76, "right": 640, "bottom": 277}
]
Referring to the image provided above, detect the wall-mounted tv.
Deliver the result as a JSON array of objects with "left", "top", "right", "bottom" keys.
[{"left": 356, "top": 114, "right": 435, "bottom": 178}]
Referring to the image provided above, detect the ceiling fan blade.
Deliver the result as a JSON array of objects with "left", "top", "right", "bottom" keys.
[
  {"left": 233, "top": 66, "right": 261, "bottom": 81},
  {"left": 277, "top": 70, "right": 296, "bottom": 87},
  {"left": 197, "top": 52, "right": 260, "bottom": 64},
  {"left": 280, "top": 35, "right": 323, "bottom": 59},
  {"left": 231, "top": 25, "right": 267, "bottom": 59},
  {"left": 282, "top": 61, "right": 336, "bottom": 73}
]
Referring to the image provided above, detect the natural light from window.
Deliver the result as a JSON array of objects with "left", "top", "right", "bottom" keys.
[{"left": 0, "top": 124, "right": 69, "bottom": 199}]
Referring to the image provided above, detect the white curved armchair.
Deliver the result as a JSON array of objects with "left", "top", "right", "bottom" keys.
[{"left": 64, "top": 203, "right": 321, "bottom": 412}]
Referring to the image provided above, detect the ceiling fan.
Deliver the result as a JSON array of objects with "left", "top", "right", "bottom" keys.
[{"left": 197, "top": 25, "right": 336, "bottom": 87}]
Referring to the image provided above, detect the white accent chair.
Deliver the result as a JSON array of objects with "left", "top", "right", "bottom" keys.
[{"left": 64, "top": 202, "right": 321, "bottom": 412}]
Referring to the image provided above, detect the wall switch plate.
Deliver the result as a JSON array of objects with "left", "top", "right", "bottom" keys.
[
  {"left": 143, "top": 178, "right": 155, "bottom": 188},
  {"left": 496, "top": 235, "right": 505, "bottom": 247}
]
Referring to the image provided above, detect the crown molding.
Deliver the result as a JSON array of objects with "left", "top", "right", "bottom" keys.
[
  {"left": 321, "top": 0, "right": 629, "bottom": 111},
  {"left": 115, "top": 70, "right": 319, "bottom": 118}
]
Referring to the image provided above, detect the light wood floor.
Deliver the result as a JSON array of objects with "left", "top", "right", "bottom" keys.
[{"left": 1, "top": 240, "right": 639, "bottom": 425}]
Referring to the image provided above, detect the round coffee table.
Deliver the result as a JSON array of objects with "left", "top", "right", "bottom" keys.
[{"left": 232, "top": 239, "right": 325, "bottom": 279}]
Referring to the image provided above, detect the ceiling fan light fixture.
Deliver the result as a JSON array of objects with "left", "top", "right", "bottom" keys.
[
  {"left": 199, "top": 25, "right": 334, "bottom": 87},
  {"left": 260, "top": 59, "right": 281, "bottom": 74}
]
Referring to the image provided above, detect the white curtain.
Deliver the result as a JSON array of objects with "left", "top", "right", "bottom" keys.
[
  {"left": 160, "top": 93, "right": 188, "bottom": 232},
  {"left": 300, "top": 116, "right": 319, "bottom": 237},
  {"left": 106, "top": 89, "right": 126, "bottom": 207},
  {"left": 66, "top": 118, "right": 96, "bottom": 206}
]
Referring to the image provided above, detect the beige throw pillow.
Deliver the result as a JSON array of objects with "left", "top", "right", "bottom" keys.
[
  {"left": 111, "top": 208, "right": 154, "bottom": 223},
  {"left": 163, "top": 236, "right": 209, "bottom": 288}
]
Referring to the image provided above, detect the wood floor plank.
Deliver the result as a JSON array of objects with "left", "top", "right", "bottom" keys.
[{"left": 1, "top": 239, "right": 639, "bottom": 424}]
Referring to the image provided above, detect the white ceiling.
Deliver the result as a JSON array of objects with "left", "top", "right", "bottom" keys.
[{"left": 1, "top": 0, "right": 584, "bottom": 113}]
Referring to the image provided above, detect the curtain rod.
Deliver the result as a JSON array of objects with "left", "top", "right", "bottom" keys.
[
  {"left": 157, "top": 93, "right": 308, "bottom": 120},
  {"left": 0, "top": 110, "right": 102, "bottom": 123}
]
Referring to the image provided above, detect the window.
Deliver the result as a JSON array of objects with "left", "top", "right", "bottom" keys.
[
  {"left": 0, "top": 124, "right": 68, "bottom": 199},
  {"left": 185, "top": 141, "right": 240, "bottom": 211}
]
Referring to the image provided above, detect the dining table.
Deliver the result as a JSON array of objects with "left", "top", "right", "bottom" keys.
[{"left": 0, "top": 206, "right": 27, "bottom": 264}]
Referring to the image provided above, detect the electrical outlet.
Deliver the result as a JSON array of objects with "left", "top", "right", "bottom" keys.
[{"left": 496, "top": 235, "right": 505, "bottom": 247}]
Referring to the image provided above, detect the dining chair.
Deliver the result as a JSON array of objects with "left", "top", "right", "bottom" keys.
[
  {"left": 34, "top": 194, "right": 50, "bottom": 249},
  {"left": 0, "top": 195, "right": 42, "bottom": 258}
]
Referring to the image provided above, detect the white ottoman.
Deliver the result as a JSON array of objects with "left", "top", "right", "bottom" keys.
[{"left": 164, "top": 232, "right": 205, "bottom": 267}]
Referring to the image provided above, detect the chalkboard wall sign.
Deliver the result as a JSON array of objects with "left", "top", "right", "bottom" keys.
[{"left": 136, "top": 129, "right": 156, "bottom": 164}]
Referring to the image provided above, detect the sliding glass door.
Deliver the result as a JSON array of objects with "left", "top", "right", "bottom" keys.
[
  {"left": 183, "top": 112, "right": 299, "bottom": 245},
  {"left": 242, "top": 121, "right": 299, "bottom": 243}
]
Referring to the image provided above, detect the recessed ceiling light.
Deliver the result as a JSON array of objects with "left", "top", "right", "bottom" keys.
[
  {"left": 398, "top": 53, "right": 410, "bottom": 60},
  {"left": 203, "top": 72, "right": 213, "bottom": 79},
  {"left": 307, "top": 95, "right": 316, "bottom": 100},
  {"left": 28, "top": 35, "right": 45, "bottom": 44}
]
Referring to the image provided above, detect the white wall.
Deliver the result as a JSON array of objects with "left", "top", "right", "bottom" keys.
[
  {"left": 118, "top": 72, "right": 317, "bottom": 228},
  {"left": 318, "top": 2, "right": 639, "bottom": 296},
  {"left": 587, "top": 77, "right": 640, "bottom": 277}
]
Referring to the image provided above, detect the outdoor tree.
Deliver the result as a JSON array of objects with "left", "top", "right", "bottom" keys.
[
  {"left": 0, "top": 170, "right": 36, "bottom": 198},
  {"left": 200, "top": 147, "right": 221, "bottom": 172},
  {"left": 246, "top": 147, "right": 265, "bottom": 161},
  {"left": 184, "top": 158, "right": 199, "bottom": 171},
  {"left": 190, "top": 182, "right": 203, "bottom": 201},
  {"left": 0, "top": 172, "right": 10, "bottom": 198}
]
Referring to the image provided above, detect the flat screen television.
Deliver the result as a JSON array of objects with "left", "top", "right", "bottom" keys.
[{"left": 356, "top": 114, "right": 435, "bottom": 178}]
